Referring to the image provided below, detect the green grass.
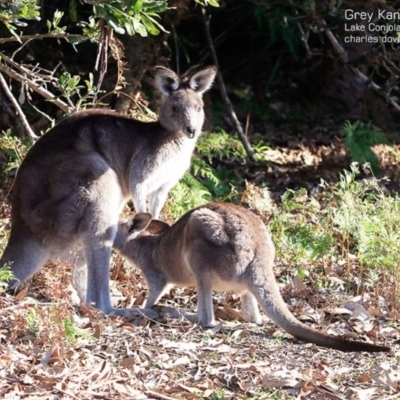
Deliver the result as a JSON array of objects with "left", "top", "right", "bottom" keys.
[{"left": 269, "top": 163, "right": 400, "bottom": 300}]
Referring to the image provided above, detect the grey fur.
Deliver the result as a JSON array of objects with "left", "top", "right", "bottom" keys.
[
  {"left": 1, "top": 65, "right": 217, "bottom": 317},
  {"left": 114, "top": 203, "right": 390, "bottom": 352}
]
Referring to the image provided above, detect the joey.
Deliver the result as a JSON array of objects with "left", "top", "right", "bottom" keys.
[{"left": 114, "top": 203, "right": 390, "bottom": 352}]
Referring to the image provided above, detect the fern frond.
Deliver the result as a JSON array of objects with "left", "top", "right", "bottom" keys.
[
  {"left": 191, "top": 156, "right": 219, "bottom": 185},
  {"left": 341, "top": 120, "right": 387, "bottom": 171}
]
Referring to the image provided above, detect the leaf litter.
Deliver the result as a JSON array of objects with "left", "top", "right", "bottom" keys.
[{"left": 0, "top": 262, "right": 399, "bottom": 400}]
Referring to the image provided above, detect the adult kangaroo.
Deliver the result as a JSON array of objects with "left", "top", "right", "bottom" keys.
[
  {"left": 2, "top": 65, "right": 217, "bottom": 317},
  {"left": 114, "top": 203, "right": 390, "bottom": 352}
]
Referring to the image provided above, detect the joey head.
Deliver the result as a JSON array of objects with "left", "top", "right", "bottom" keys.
[
  {"left": 114, "top": 203, "right": 390, "bottom": 352},
  {"left": 1, "top": 65, "right": 216, "bottom": 317}
]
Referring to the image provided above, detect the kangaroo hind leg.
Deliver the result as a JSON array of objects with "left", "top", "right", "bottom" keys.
[
  {"left": 240, "top": 291, "right": 262, "bottom": 325},
  {"left": 195, "top": 269, "right": 215, "bottom": 327}
]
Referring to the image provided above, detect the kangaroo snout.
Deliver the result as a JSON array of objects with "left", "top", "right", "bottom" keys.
[{"left": 185, "top": 126, "right": 196, "bottom": 138}]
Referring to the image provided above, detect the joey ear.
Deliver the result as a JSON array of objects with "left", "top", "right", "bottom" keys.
[
  {"left": 147, "top": 219, "right": 170, "bottom": 235},
  {"left": 188, "top": 66, "right": 217, "bottom": 95},
  {"left": 128, "top": 213, "right": 152, "bottom": 233},
  {"left": 154, "top": 66, "right": 180, "bottom": 95}
]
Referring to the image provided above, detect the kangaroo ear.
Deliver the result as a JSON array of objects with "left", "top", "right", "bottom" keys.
[
  {"left": 147, "top": 219, "right": 170, "bottom": 235},
  {"left": 154, "top": 66, "right": 180, "bottom": 95},
  {"left": 128, "top": 213, "right": 152, "bottom": 233},
  {"left": 188, "top": 66, "right": 217, "bottom": 95}
]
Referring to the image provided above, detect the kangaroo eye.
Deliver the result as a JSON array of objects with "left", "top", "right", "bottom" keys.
[
  {"left": 171, "top": 105, "right": 178, "bottom": 113},
  {"left": 196, "top": 106, "right": 201, "bottom": 112}
]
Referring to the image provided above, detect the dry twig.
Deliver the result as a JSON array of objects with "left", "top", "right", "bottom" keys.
[
  {"left": 0, "top": 71, "right": 38, "bottom": 142},
  {"left": 94, "top": 19, "right": 113, "bottom": 97},
  {"left": 0, "top": 33, "right": 83, "bottom": 44},
  {"left": 0, "top": 55, "right": 72, "bottom": 113},
  {"left": 201, "top": 7, "right": 256, "bottom": 162}
]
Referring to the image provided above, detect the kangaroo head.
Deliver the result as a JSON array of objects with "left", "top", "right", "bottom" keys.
[
  {"left": 128, "top": 214, "right": 170, "bottom": 236},
  {"left": 115, "top": 213, "right": 171, "bottom": 250},
  {"left": 154, "top": 65, "right": 217, "bottom": 138},
  {"left": 114, "top": 213, "right": 151, "bottom": 250}
]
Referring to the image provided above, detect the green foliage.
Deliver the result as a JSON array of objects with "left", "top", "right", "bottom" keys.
[
  {"left": 57, "top": 71, "right": 99, "bottom": 110},
  {"left": 26, "top": 305, "right": 93, "bottom": 343},
  {"left": 331, "top": 164, "right": 400, "bottom": 282},
  {"left": 208, "top": 390, "right": 226, "bottom": 400},
  {"left": 168, "top": 172, "right": 212, "bottom": 219},
  {"left": 341, "top": 120, "right": 387, "bottom": 172},
  {"left": 0, "top": 129, "right": 31, "bottom": 176},
  {"left": 79, "top": 16, "right": 101, "bottom": 41},
  {"left": 63, "top": 317, "right": 92, "bottom": 343},
  {"left": 46, "top": 9, "right": 66, "bottom": 33},
  {"left": 201, "top": 165, "right": 239, "bottom": 199},
  {"left": 270, "top": 163, "right": 400, "bottom": 294},
  {"left": 196, "top": 130, "right": 247, "bottom": 162},
  {"left": 270, "top": 188, "right": 337, "bottom": 266},
  {"left": 93, "top": 0, "right": 170, "bottom": 36},
  {"left": 195, "top": 0, "right": 219, "bottom": 7},
  {"left": 193, "top": 130, "right": 247, "bottom": 198},
  {"left": 26, "top": 307, "right": 40, "bottom": 338},
  {"left": 0, "top": 0, "right": 40, "bottom": 23},
  {"left": 167, "top": 130, "right": 246, "bottom": 217},
  {"left": 191, "top": 156, "right": 219, "bottom": 185},
  {"left": 59, "top": 71, "right": 81, "bottom": 97},
  {"left": 0, "top": 264, "right": 14, "bottom": 292},
  {"left": 0, "top": 0, "right": 40, "bottom": 38}
]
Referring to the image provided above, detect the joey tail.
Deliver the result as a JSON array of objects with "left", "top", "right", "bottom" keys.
[{"left": 250, "top": 281, "right": 390, "bottom": 352}]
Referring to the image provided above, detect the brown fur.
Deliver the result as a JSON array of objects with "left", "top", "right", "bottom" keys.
[{"left": 114, "top": 203, "right": 390, "bottom": 352}]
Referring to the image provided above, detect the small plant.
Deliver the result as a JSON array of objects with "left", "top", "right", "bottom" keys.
[
  {"left": 208, "top": 390, "right": 226, "bottom": 400},
  {"left": 26, "top": 307, "right": 40, "bottom": 338},
  {"left": 341, "top": 120, "right": 387, "bottom": 171},
  {"left": 202, "top": 165, "right": 240, "bottom": 200},
  {"left": 46, "top": 9, "right": 66, "bottom": 33},
  {"left": 0, "top": 264, "right": 14, "bottom": 292},
  {"left": 23, "top": 304, "right": 93, "bottom": 345},
  {"left": 63, "top": 317, "right": 92, "bottom": 343},
  {"left": 331, "top": 164, "right": 400, "bottom": 295},
  {"left": 0, "top": 129, "right": 31, "bottom": 176},
  {"left": 58, "top": 72, "right": 100, "bottom": 111}
]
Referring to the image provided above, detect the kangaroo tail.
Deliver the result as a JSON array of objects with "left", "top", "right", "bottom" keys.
[{"left": 249, "top": 278, "right": 390, "bottom": 352}]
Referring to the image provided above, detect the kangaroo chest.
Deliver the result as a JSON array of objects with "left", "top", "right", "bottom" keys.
[{"left": 144, "top": 140, "right": 195, "bottom": 192}]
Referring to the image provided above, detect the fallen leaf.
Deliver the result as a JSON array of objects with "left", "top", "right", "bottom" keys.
[{"left": 350, "top": 305, "right": 371, "bottom": 322}]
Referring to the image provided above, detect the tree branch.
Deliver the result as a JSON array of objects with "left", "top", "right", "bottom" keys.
[
  {"left": 322, "top": 19, "right": 400, "bottom": 113},
  {"left": 201, "top": 7, "right": 256, "bottom": 162},
  {"left": 94, "top": 19, "right": 112, "bottom": 98},
  {"left": 0, "top": 33, "right": 84, "bottom": 44},
  {"left": 0, "top": 51, "right": 51, "bottom": 81},
  {"left": 0, "top": 71, "right": 39, "bottom": 142},
  {"left": 0, "top": 61, "right": 72, "bottom": 113}
]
